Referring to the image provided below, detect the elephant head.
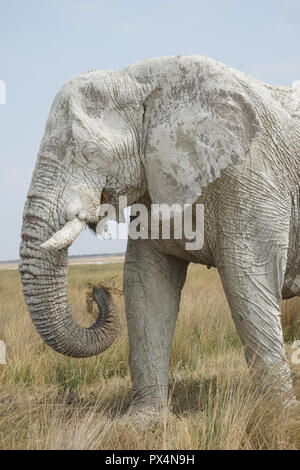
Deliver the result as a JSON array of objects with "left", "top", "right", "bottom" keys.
[{"left": 19, "top": 55, "right": 260, "bottom": 358}]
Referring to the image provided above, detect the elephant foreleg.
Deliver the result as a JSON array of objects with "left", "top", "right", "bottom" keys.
[{"left": 124, "top": 238, "right": 188, "bottom": 412}]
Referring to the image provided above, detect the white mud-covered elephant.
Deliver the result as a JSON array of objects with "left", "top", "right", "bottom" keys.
[{"left": 19, "top": 55, "right": 300, "bottom": 411}]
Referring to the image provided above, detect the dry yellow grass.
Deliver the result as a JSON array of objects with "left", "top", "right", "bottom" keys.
[{"left": 0, "top": 262, "right": 299, "bottom": 450}]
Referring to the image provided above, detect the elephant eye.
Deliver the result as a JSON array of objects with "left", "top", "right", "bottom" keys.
[{"left": 82, "top": 142, "right": 99, "bottom": 162}]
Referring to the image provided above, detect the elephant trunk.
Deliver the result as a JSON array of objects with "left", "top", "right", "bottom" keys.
[{"left": 19, "top": 192, "right": 119, "bottom": 358}]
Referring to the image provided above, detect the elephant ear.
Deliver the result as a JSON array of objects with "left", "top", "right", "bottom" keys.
[{"left": 142, "top": 68, "right": 261, "bottom": 206}]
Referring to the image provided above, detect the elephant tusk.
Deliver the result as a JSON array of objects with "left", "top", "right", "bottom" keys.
[{"left": 40, "top": 218, "right": 86, "bottom": 251}]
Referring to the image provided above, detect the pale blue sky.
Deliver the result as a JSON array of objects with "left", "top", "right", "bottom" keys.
[{"left": 0, "top": 0, "right": 299, "bottom": 260}]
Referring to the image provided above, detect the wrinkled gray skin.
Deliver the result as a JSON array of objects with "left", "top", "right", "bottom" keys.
[{"left": 19, "top": 55, "right": 300, "bottom": 411}]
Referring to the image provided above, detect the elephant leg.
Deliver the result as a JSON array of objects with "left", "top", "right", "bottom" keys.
[
  {"left": 124, "top": 238, "right": 188, "bottom": 412},
  {"left": 218, "top": 235, "right": 295, "bottom": 402}
]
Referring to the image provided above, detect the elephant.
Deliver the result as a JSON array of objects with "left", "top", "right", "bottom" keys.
[{"left": 19, "top": 54, "right": 300, "bottom": 411}]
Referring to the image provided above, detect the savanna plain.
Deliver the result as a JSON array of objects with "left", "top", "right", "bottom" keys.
[{"left": 0, "top": 262, "right": 299, "bottom": 450}]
